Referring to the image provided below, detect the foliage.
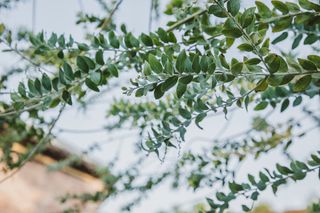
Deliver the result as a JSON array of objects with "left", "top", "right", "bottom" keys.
[{"left": 0, "top": 0, "right": 319, "bottom": 212}]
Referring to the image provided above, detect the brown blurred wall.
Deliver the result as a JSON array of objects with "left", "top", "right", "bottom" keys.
[{"left": 0, "top": 161, "right": 103, "bottom": 213}]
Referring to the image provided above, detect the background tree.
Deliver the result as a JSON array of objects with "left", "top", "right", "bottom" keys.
[{"left": 0, "top": 0, "right": 319, "bottom": 212}]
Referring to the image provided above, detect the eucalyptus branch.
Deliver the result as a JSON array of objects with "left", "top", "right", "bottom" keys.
[
  {"left": 0, "top": 102, "right": 43, "bottom": 118},
  {"left": 214, "top": 0, "right": 270, "bottom": 73},
  {"left": 0, "top": 38, "right": 53, "bottom": 74},
  {"left": 261, "top": 11, "right": 320, "bottom": 24},
  {"left": 207, "top": 151, "right": 320, "bottom": 212},
  {"left": 142, "top": 85, "right": 257, "bottom": 153}
]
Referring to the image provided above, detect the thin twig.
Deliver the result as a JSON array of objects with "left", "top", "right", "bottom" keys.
[
  {"left": 57, "top": 127, "right": 106, "bottom": 134},
  {"left": 148, "top": 0, "right": 154, "bottom": 32},
  {"left": 0, "top": 103, "right": 43, "bottom": 118},
  {"left": 99, "top": 0, "right": 124, "bottom": 32},
  {"left": 31, "top": 0, "right": 37, "bottom": 33},
  {"left": 0, "top": 38, "right": 53, "bottom": 74}
]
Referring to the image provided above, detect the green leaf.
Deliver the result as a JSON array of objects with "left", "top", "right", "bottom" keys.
[
  {"left": 57, "top": 50, "right": 64, "bottom": 59},
  {"left": 222, "top": 28, "right": 242, "bottom": 38},
  {"left": 195, "top": 112, "right": 207, "bottom": 129},
  {"left": 95, "top": 49, "right": 104, "bottom": 65},
  {"left": 251, "top": 191, "right": 259, "bottom": 201},
  {"left": 272, "top": 0, "right": 289, "bottom": 14},
  {"left": 311, "top": 154, "right": 320, "bottom": 164},
  {"left": 244, "top": 96, "right": 249, "bottom": 111},
  {"left": 82, "top": 56, "right": 95, "bottom": 70},
  {"left": 18, "top": 82, "right": 27, "bottom": 98},
  {"left": 140, "top": 33, "right": 153, "bottom": 46},
  {"left": 192, "top": 55, "right": 201, "bottom": 73},
  {"left": 265, "top": 54, "right": 281, "bottom": 73},
  {"left": 124, "top": 34, "right": 133, "bottom": 48},
  {"left": 176, "top": 82, "right": 187, "bottom": 98},
  {"left": 0, "top": 23, "right": 6, "bottom": 36},
  {"left": 167, "top": 32, "right": 177, "bottom": 43},
  {"left": 12, "top": 101, "right": 24, "bottom": 110},
  {"left": 209, "top": 4, "right": 227, "bottom": 18},
  {"left": 28, "top": 79, "right": 37, "bottom": 96},
  {"left": 308, "top": 55, "right": 320, "bottom": 68},
  {"left": 228, "top": 182, "right": 243, "bottom": 193},
  {"left": 154, "top": 84, "right": 165, "bottom": 99},
  {"left": 254, "top": 101, "right": 268, "bottom": 111},
  {"left": 41, "top": 73, "right": 52, "bottom": 91},
  {"left": 293, "top": 96, "right": 302, "bottom": 107},
  {"left": 59, "top": 69, "right": 67, "bottom": 85},
  {"left": 58, "top": 35, "right": 65, "bottom": 47},
  {"left": 129, "top": 33, "right": 140, "bottom": 48},
  {"left": 108, "top": 31, "right": 120, "bottom": 48},
  {"left": 200, "top": 55, "right": 208, "bottom": 72},
  {"left": 52, "top": 78, "right": 59, "bottom": 91},
  {"left": 241, "top": 7, "right": 255, "bottom": 28},
  {"left": 272, "top": 32, "right": 288, "bottom": 44},
  {"left": 292, "top": 34, "right": 303, "bottom": 49},
  {"left": 286, "top": 2, "right": 300, "bottom": 12},
  {"left": 272, "top": 17, "right": 292, "bottom": 32},
  {"left": 148, "top": 54, "right": 163, "bottom": 73},
  {"left": 85, "top": 78, "right": 99, "bottom": 92},
  {"left": 179, "top": 107, "right": 191, "bottom": 119},
  {"left": 34, "top": 78, "right": 42, "bottom": 95},
  {"left": 255, "top": 78, "right": 268, "bottom": 92},
  {"left": 207, "top": 58, "right": 216, "bottom": 74},
  {"left": 293, "top": 75, "right": 312, "bottom": 92},
  {"left": 176, "top": 50, "right": 187, "bottom": 73},
  {"left": 227, "top": 0, "right": 240, "bottom": 16},
  {"left": 256, "top": 1, "right": 272, "bottom": 18},
  {"left": 245, "top": 58, "right": 261, "bottom": 65},
  {"left": 257, "top": 181, "right": 267, "bottom": 190},
  {"left": 49, "top": 98, "right": 60, "bottom": 108},
  {"left": 143, "top": 62, "right": 152, "bottom": 76},
  {"left": 304, "top": 34, "right": 318, "bottom": 45},
  {"left": 77, "top": 43, "right": 89, "bottom": 51},
  {"left": 76, "top": 56, "right": 89, "bottom": 73},
  {"left": 219, "top": 54, "right": 230, "bottom": 69},
  {"left": 231, "top": 58, "right": 243, "bottom": 75},
  {"left": 280, "top": 98, "right": 289, "bottom": 112},
  {"left": 206, "top": 198, "right": 218, "bottom": 209},
  {"left": 238, "top": 43, "right": 253, "bottom": 52},
  {"left": 90, "top": 71, "right": 101, "bottom": 85},
  {"left": 179, "top": 75, "right": 193, "bottom": 85},
  {"left": 259, "top": 171, "right": 269, "bottom": 182},
  {"left": 296, "top": 161, "right": 309, "bottom": 170},
  {"left": 135, "top": 88, "right": 144, "bottom": 97},
  {"left": 62, "top": 90, "right": 72, "bottom": 105},
  {"left": 242, "top": 205, "right": 251, "bottom": 212},
  {"left": 298, "top": 58, "right": 317, "bottom": 70},
  {"left": 108, "top": 64, "right": 119, "bottom": 77},
  {"left": 63, "top": 62, "right": 74, "bottom": 81},
  {"left": 276, "top": 163, "right": 292, "bottom": 175},
  {"left": 157, "top": 28, "right": 169, "bottom": 43},
  {"left": 161, "top": 76, "right": 178, "bottom": 92},
  {"left": 299, "top": 0, "right": 320, "bottom": 11},
  {"left": 215, "top": 192, "right": 225, "bottom": 202}
]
